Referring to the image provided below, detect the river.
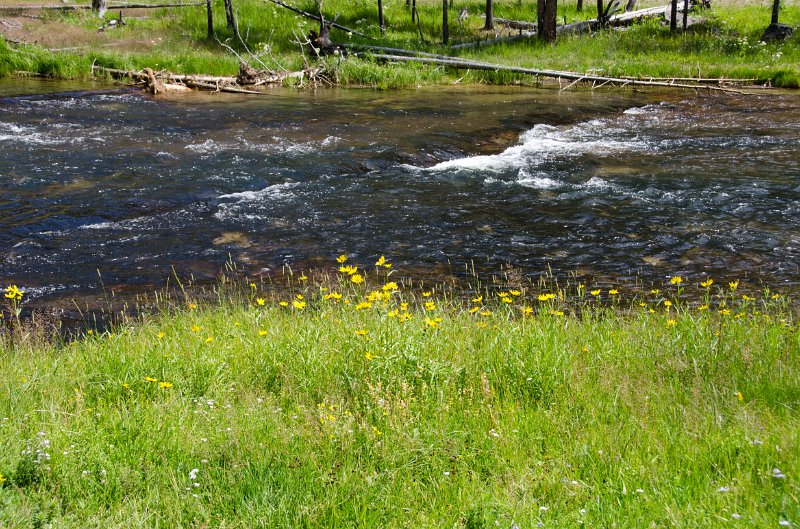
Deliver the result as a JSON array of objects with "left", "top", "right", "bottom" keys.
[{"left": 1, "top": 79, "right": 799, "bottom": 308}]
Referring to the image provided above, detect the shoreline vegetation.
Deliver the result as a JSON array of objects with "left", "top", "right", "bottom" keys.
[
  {"left": 0, "top": 0, "right": 798, "bottom": 89},
  {"left": 1, "top": 257, "right": 799, "bottom": 527}
]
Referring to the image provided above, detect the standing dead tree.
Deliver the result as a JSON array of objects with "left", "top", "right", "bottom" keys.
[
  {"left": 223, "top": 0, "right": 241, "bottom": 42},
  {"left": 537, "top": 0, "right": 557, "bottom": 41},
  {"left": 442, "top": 0, "right": 449, "bottom": 44}
]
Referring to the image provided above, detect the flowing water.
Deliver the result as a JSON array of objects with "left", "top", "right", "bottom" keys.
[{"left": 1, "top": 79, "right": 799, "bottom": 308}]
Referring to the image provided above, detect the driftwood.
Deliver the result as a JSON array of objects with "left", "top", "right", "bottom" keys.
[
  {"left": 92, "top": 64, "right": 321, "bottom": 94},
  {"left": 452, "top": 4, "right": 671, "bottom": 49},
  {"left": 264, "top": 0, "right": 367, "bottom": 38},
  {"left": 354, "top": 52, "right": 756, "bottom": 93}
]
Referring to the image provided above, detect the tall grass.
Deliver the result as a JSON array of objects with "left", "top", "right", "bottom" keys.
[
  {"left": 1, "top": 261, "right": 798, "bottom": 527},
  {"left": 0, "top": 0, "right": 798, "bottom": 86}
]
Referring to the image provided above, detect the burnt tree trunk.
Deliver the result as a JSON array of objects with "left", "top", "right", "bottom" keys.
[
  {"left": 224, "top": 0, "right": 241, "bottom": 41},
  {"left": 596, "top": 0, "right": 603, "bottom": 25},
  {"left": 412, "top": 0, "right": 417, "bottom": 22},
  {"left": 670, "top": 0, "right": 677, "bottom": 31},
  {"left": 577, "top": 0, "right": 583, "bottom": 12},
  {"left": 91, "top": 0, "right": 106, "bottom": 14},
  {"left": 442, "top": 0, "right": 449, "bottom": 44},
  {"left": 206, "top": 0, "right": 213, "bottom": 38},
  {"left": 771, "top": 0, "right": 780, "bottom": 24},
  {"left": 484, "top": 0, "right": 493, "bottom": 29},
  {"left": 682, "top": 0, "right": 688, "bottom": 30},
  {"left": 378, "top": 0, "right": 385, "bottom": 32},
  {"left": 537, "top": 0, "right": 557, "bottom": 41}
]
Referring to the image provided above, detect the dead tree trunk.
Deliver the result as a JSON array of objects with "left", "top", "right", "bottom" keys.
[
  {"left": 537, "top": 0, "right": 557, "bottom": 41},
  {"left": 682, "top": 0, "right": 688, "bottom": 29},
  {"left": 669, "top": 0, "right": 677, "bottom": 31},
  {"left": 484, "top": 0, "right": 493, "bottom": 29},
  {"left": 411, "top": 0, "right": 417, "bottom": 22},
  {"left": 771, "top": 0, "right": 780, "bottom": 24},
  {"left": 224, "top": 0, "right": 241, "bottom": 41},
  {"left": 206, "top": 0, "right": 213, "bottom": 38},
  {"left": 442, "top": 0, "right": 449, "bottom": 44},
  {"left": 596, "top": 0, "right": 603, "bottom": 23},
  {"left": 378, "top": 0, "right": 384, "bottom": 32},
  {"left": 577, "top": 0, "right": 583, "bottom": 12},
  {"left": 91, "top": 0, "right": 106, "bottom": 14}
]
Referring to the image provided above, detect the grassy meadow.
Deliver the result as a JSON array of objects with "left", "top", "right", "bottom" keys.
[
  {"left": 0, "top": 0, "right": 799, "bottom": 86},
  {"left": 1, "top": 258, "right": 798, "bottom": 527}
]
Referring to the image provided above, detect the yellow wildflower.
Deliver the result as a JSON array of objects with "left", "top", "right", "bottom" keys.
[
  {"left": 719, "top": 309, "right": 731, "bottom": 315},
  {"left": 259, "top": 330, "right": 268, "bottom": 337},
  {"left": 0, "top": 473, "right": 6, "bottom": 485},
  {"left": 520, "top": 306, "right": 533, "bottom": 316},
  {"left": 339, "top": 265, "right": 358, "bottom": 275},
  {"left": 736, "top": 391, "right": 743, "bottom": 402},
  {"left": 292, "top": 300, "right": 307, "bottom": 310},
  {"left": 157, "top": 332, "right": 165, "bottom": 339},
  {"left": 700, "top": 278, "right": 713, "bottom": 288},
  {"left": 501, "top": 296, "right": 513, "bottom": 304},
  {"left": 400, "top": 303, "right": 409, "bottom": 311},
  {"left": 422, "top": 291, "right": 432, "bottom": 297},
  {"left": 372, "top": 426, "right": 382, "bottom": 436},
  {"left": 550, "top": 310, "right": 565, "bottom": 316},
  {"left": 365, "top": 351, "right": 375, "bottom": 361},
  {"left": 663, "top": 300, "right": 672, "bottom": 308},
  {"left": 191, "top": 325, "right": 201, "bottom": 332},
  {"left": 250, "top": 282, "right": 257, "bottom": 289},
  {"left": 350, "top": 274, "right": 364, "bottom": 285},
  {"left": 650, "top": 289, "right": 660, "bottom": 295},
  {"left": 375, "top": 255, "right": 386, "bottom": 267},
  {"left": 469, "top": 306, "right": 480, "bottom": 314},
  {"left": 538, "top": 293, "right": 555, "bottom": 302},
  {"left": 729, "top": 280, "right": 739, "bottom": 291},
  {"left": 299, "top": 274, "right": 308, "bottom": 281},
  {"left": 279, "top": 301, "right": 289, "bottom": 307},
  {"left": 698, "top": 304, "right": 709, "bottom": 311},
  {"left": 387, "top": 309, "right": 399, "bottom": 317},
  {"left": 188, "top": 303, "right": 197, "bottom": 310},
  {"left": 425, "top": 301, "right": 436, "bottom": 311},
  {"left": 670, "top": 276, "right": 683, "bottom": 285},
  {"left": 355, "top": 302, "right": 372, "bottom": 310},
  {"left": 144, "top": 377, "right": 158, "bottom": 383},
  {"left": 382, "top": 282, "right": 399, "bottom": 291},
  {"left": 256, "top": 298, "right": 265, "bottom": 306},
  {"left": 424, "top": 317, "right": 441, "bottom": 329},
  {"left": 4, "top": 285, "right": 23, "bottom": 300},
  {"left": 666, "top": 319, "right": 677, "bottom": 327},
  {"left": 480, "top": 310, "right": 492, "bottom": 317},
  {"left": 336, "top": 255, "right": 348, "bottom": 263},
  {"left": 609, "top": 289, "right": 619, "bottom": 295},
  {"left": 205, "top": 336, "right": 214, "bottom": 343},
  {"left": 742, "top": 295, "right": 755, "bottom": 301},
  {"left": 509, "top": 290, "right": 521, "bottom": 297},
  {"left": 296, "top": 294, "right": 304, "bottom": 300},
  {"left": 471, "top": 296, "right": 483, "bottom": 303},
  {"left": 324, "top": 292, "right": 342, "bottom": 301},
  {"left": 590, "top": 289, "right": 601, "bottom": 296},
  {"left": 355, "top": 329, "right": 368, "bottom": 336},
  {"left": 159, "top": 381, "right": 173, "bottom": 389},
  {"left": 771, "top": 293, "right": 780, "bottom": 299}
]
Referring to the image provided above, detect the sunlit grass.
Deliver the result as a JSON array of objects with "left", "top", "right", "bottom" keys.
[
  {"left": 0, "top": 0, "right": 798, "bottom": 86},
  {"left": 1, "top": 258, "right": 798, "bottom": 527}
]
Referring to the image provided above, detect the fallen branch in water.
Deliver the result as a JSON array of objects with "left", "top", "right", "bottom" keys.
[{"left": 91, "top": 64, "right": 322, "bottom": 94}]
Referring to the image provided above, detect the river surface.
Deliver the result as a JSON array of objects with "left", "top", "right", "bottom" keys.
[{"left": 1, "top": 79, "right": 799, "bottom": 307}]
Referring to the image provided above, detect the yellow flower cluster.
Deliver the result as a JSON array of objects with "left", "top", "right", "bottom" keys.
[{"left": 4, "top": 285, "right": 24, "bottom": 301}]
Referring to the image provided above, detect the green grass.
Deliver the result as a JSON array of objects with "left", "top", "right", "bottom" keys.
[
  {"left": 1, "top": 263, "right": 798, "bottom": 527},
  {"left": 0, "top": 0, "right": 798, "bottom": 86}
]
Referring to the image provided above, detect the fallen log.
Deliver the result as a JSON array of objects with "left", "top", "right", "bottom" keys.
[
  {"left": 494, "top": 17, "right": 536, "bottom": 31},
  {"left": 264, "top": 0, "right": 368, "bottom": 38},
  {"left": 452, "top": 3, "right": 671, "bottom": 49},
  {"left": 354, "top": 52, "right": 754, "bottom": 93}
]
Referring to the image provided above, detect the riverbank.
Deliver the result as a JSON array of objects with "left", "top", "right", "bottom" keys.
[
  {"left": 1, "top": 264, "right": 798, "bottom": 527},
  {"left": 0, "top": 0, "right": 798, "bottom": 88}
]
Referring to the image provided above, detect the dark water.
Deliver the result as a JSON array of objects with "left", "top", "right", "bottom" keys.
[{"left": 1, "top": 79, "right": 799, "bottom": 306}]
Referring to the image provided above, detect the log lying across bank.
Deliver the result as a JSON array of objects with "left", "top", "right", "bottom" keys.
[
  {"left": 0, "top": 2, "right": 203, "bottom": 11},
  {"left": 451, "top": 4, "right": 671, "bottom": 49},
  {"left": 92, "top": 64, "right": 322, "bottom": 94},
  {"left": 350, "top": 52, "right": 757, "bottom": 93}
]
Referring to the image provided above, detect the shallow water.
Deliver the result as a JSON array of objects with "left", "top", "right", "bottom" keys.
[{"left": 1, "top": 79, "right": 799, "bottom": 306}]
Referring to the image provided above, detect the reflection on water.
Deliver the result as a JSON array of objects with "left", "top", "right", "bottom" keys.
[{"left": 0, "top": 79, "right": 799, "bottom": 306}]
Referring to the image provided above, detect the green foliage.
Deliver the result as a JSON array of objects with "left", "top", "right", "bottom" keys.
[
  {"left": 0, "top": 265, "right": 798, "bottom": 527},
  {"left": 0, "top": 0, "right": 798, "bottom": 88}
]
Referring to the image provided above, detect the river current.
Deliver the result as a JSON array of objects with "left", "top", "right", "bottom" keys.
[{"left": 1, "top": 79, "right": 799, "bottom": 306}]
